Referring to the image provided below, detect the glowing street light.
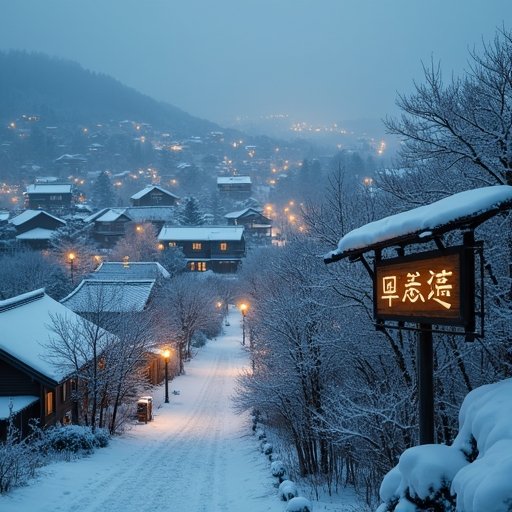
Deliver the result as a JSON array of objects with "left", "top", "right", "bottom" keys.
[
  {"left": 240, "top": 303, "right": 248, "bottom": 346},
  {"left": 68, "top": 252, "right": 76, "bottom": 285},
  {"left": 163, "top": 349, "right": 171, "bottom": 403}
]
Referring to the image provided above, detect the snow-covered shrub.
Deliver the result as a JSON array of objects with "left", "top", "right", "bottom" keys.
[
  {"left": 191, "top": 330, "right": 208, "bottom": 348},
  {"left": 285, "top": 496, "right": 313, "bottom": 512},
  {"left": 93, "top": 428, "right": 110, "bottom": 448},
  {"left": 377, "top": 378, "right": 512, "bottom": 512},
  {"left": 278, "top": 479, "right": 298, "bottom": 501},
  {"left": 262, "top": 442, "right": 273, "bottom": 455},
  {"left": 256, "top": 428, "right": 266, "bottom": 440},
  {"left": 271, "top": 460, "right": 287, "bottom": 482},
  {"left": 45, "top": 425, "right": 97, "bottom": 454}
]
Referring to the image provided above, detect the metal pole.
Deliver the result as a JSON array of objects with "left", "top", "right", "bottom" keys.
[
  {"left": 418, "top": 323, "right": 434, "bottom": 444},
  {"left": 242, "top": 313, "right": 246, "bottom": 346},
  {"left": 164, "top": 358, "right": 169, "bottom": 403},
  {"left": 70, "top": 259, "right": 74, "bottom": 285}
]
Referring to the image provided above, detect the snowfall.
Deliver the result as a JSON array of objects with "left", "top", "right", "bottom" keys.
[{"left": 0, "top": 307, "right": 359, "bottom": 512}]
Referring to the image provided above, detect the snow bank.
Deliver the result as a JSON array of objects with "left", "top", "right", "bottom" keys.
[{"left": 377, "top": 378, "right": 512, "bottom": 512}]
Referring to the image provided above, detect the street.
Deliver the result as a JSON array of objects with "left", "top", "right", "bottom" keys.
[{"left": 0, "top": 308, "right": 283, "bottom": 512}]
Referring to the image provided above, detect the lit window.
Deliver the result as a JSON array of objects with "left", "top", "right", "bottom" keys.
[
  {"left": 198, "top": 262, "right": 207, "bottom": 271},
  {"left": 190, "top": 262, "right": 196, "bottom": 271},
  {"left": 46, "top": 391, "right": 54, "bottom": 415},
  {"left": 220, "top": 242, "right": 228, "bottom": 251},
  {"left": 168, "top": 242, "right": 177, "bottom": 247},
  {"left": 192, "top": 242, "right": 202, "bottom": 250}
]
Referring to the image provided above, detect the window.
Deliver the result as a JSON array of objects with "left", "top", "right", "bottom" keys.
[
  {"left": 49, "top": 195, "right": 62, "bottom": 201},
  {"left": 168, "top": 242, "right": 177, "bottom": 247},
  {"left": 192, "top": 242, "right": 202, "bottom": 251},
  {"left": 46, "top": 391, "right": 54, "bottom": 415},
  {"left": 198, "top": 262, "right": 206, "bottom": 272},
  {"left": 220, "top": 242, "right": 228, "bottom": 251}
]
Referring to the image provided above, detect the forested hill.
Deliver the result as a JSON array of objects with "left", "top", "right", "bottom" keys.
[{"left": 0, "top": 51, "right": 218, "bottom": 135}]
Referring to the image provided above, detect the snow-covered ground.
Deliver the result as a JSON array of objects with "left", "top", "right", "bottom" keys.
[{"left": 0, "top": 307, "right": 358, "bottom": 512}]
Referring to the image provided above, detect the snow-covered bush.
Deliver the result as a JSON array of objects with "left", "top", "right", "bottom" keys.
[
  {"left": 279, "top": 479, "right": 298, "bottom": 501},
  {"left": 93, "top": 428, "right": 110, "bottom": 448},
  {"left": 271, "top": 460, "right": 287, "bottom": 481},
  {"left": 191, "top": 330, "right": 207, "bottom": 348},
  {"left": 45, "top": 425, "right": 101, "bottom": 454},
  {"left": 262, "top": 441, "right": 273, "bottom": 455},
  {"left": 377, "top": 378, "right": 512, "bottom": 512},
  {"left": 285, "top": 496, "right": 313, "bottom": 512},
  {"left": 256, "top": 428, "right": 266, "bottom": 440}
]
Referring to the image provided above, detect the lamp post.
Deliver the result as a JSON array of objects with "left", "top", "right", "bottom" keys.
[
  {"left": 163, "top": 349, "right": 170, "bottom": 403},
  {"left": 240, "top": 303, "right": 248, "bottom": 346},
  {"left": 68, "top": 252, "right": 76, "bottom": 285}
]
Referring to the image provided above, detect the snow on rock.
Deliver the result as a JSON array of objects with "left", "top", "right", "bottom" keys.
[
  {"left": 377, "top": 378, "right": 512, "bottom": 512},
  {"left": 285, "top": 496, "right": 313, "bottom": 512}
]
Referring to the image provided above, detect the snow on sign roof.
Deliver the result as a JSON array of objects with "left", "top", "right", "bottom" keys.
[
  {"left": 61, "top": 280, "right": 156, "bottom": 313},
  {"left": 0, "top": 289, "right": 107, "bottom": 383},
  {"left": 159, "top": 225, "right": 245, "bottom": 241},
  {"left": 131, "top": 185, "right": 179, "bottom": 200},
  {"left": 325, "top": 186, "right": 512, "bottom": 263}
]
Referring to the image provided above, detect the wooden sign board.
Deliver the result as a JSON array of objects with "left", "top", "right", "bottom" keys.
[{"left": 374, "top": 247, "right": 473, "bottom": 326}]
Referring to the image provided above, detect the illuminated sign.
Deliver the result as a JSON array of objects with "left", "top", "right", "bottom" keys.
[{"left": 374, "top": 247, "right": 473, "bottom": 326}]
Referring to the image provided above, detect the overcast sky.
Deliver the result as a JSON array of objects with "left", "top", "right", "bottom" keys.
[{"left": 1, "top": 1, "right": 511, "bottom": 127}]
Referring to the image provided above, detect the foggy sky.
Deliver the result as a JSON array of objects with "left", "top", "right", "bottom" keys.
[{"left": 1, "top": 0, "right": 511, "bottom": 127}]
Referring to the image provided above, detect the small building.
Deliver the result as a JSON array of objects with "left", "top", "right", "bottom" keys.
[
  {"left": 158, "top": 225, "right": 246, "bottom": 273},
  {"left": 88, "top": 261, "right": 170, "bottom": 281},
  {"left": 85, "top": 207, "right": 176, "bottom": 248},
  {"left": 25, "top": 183, "right": 74, "bottom": 212},
  {"left": 9, "top": 210, "right": 66, "bottom": 249},
  {"left": 225, "top": 207, "right": 272, "bottom": 244},
  {"left": 217, "top": 176, "right": 252, "bottom": 198},
  {"left": 0, "top": 289, "right": 99, "bottom": 439},
  {"left": 130, "top": 185, "right": 180, "bottom": 207}
]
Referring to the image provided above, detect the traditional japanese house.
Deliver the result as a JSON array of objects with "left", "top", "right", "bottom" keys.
[
  {"left": 130, "top": 185, "right": 180, "bottom": 207},
  {"left": 224, "top": 207, "right": 272, "bottom": 244},
  {"left": 158, "top": 225, "right": 246, "bottom": 273}
]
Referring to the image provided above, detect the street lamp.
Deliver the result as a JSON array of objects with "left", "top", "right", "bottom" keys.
[
  {"left": 240, "top": 303, "right": 248, "bottom": 346},
  {"left": 163, "top": 349, "right": 170, "bottom": 403},
  {"left": 68, "top": 252, "right": 76, "bottom": 285}
]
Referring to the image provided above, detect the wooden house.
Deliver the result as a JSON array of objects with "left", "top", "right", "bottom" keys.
[
  {"left": 130, "top": 185, "right": 179, "bottom": 207},
  {"left": 25, "top": 183, "right": 73, "bottom": 212},
  {"left": 224, "top": 207, "right": 272, "bottom": 243},
  {"left": 217, "top": 176, "right": 252, "bottom": 199},
  {"left": 9, "top": 210, "right": 66, "bottom": 249},
  {"left": 0, "top": 289, "right": 97, "bottom": 440},
  {"left": 158, "top": 225, "right": 246, "bottom": 273}
]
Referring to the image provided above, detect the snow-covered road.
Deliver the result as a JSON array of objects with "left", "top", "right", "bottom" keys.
[{"left": 0, "top": 308, "right": 283, "bottom": 512}]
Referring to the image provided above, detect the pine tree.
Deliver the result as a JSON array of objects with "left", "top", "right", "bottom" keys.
[
  {"left": 180, "top": 196, "right": 204, "bottom": 225},
  {"left": 91, "top": 171, "right": 116, "bottom": 209}
]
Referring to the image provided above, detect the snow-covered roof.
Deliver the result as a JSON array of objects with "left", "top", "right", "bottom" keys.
[
  {"left": 16, "top": 228, "right": 56, "bottom": 240},
  {"left": 131, "top": 185, "right": 179, "bottom": 200},
  {"left": 125, "top": 207, "right": 176, "bottom": 223},
  {"left": 26, "top": 183, "right": 73, "bottom": 194},
  {"left": 224, "top": 207, "right": 259, "bottom": 219},
  {"left": 0, "top": 396, "right": 39, "bottom": 420},
  {"left": 90, "top": 262, "right": 170, "bottom": 280},
  {"left": 61, "top": 280, "right": 156, "bottom": 313},
  {"left": 9, "top": 209, "right": 65, "bottom": 227},
  {"left": 325, "top": 186, "right": 512, "bottom": 262},
  {"left": 0, "top": 289, "right": 103, "bottom": 383},
  {"left": 0, "top": 210, "right": 9, "bottom": 222},
  {"left": 217, "top": 176, "right": 252, "bottom": 185},
  {"left": 159, "top": 225, "right": 245, "bottom": 241},
  {"left": 95, "top": 208, "right": 130, "bottom": 223}
]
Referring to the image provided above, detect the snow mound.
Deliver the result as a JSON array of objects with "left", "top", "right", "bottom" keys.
[
  {"left": 279, "top": 479, "right": 298, "bottom": 501},
  {"left": 377, "top": 378, "right": 512, "bottom": 512},
  {"left": 286, "top": 496, "right": 313, "bottom": 512}
]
